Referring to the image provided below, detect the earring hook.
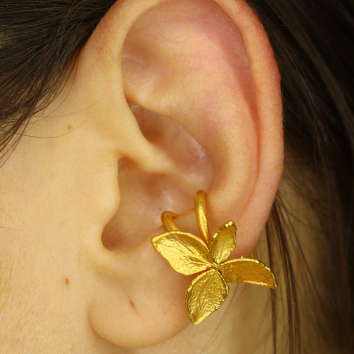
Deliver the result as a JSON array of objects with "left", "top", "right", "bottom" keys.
[
  {"left": 194, "top": 190, "right": 211, "bottom": 245},
  {"left": 160, "top": 190, "right": 211, "bottom": 245}
]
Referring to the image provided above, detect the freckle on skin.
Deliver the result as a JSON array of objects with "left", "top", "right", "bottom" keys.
[
  {"left": 65, "top": 278, "right": 70, "bottom": 285},
  {"left": 67, "top": 124, "right": 72, "bottom": 130}
]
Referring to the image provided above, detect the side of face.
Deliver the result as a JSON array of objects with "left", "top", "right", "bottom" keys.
[{"left": 0, "top": 0, "right": 283, "bottom": 352}]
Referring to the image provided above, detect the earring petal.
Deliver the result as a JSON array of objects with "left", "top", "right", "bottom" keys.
[
  {"left": 185, "top": 269, "right": 229, "bottom": 324},
  {"left": 220, "top": 258, "right": 277, "bottom": 289},
  {"left": 151, "top": 231, "right": 213, "bottom": 275},
  {"left": 209, "top": 221, "right": 237, "bottom": 264}
]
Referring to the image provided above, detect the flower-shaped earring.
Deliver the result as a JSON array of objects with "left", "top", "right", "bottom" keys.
[{"left": 151, "top": 190, "right": 277, "bottom": 325}]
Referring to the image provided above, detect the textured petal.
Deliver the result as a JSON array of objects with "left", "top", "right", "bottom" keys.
[
  {"left": 220, "top": 258, "right": 277, "bottom": 289},
  {"left": 185, "top": 269, "right": 229, "bottom": 325},
  {"left": 151, "top": 231, "right": 213, "bottom": 275},
  {"left": 209, "top": 221, "right": 236, "bottom": 264}
]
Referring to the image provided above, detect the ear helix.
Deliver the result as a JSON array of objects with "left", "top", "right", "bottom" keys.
[{"left": 151, "top": 190, "right": 277, "bottom": 325}]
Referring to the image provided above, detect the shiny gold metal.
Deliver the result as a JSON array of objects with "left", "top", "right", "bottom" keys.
[
  {"left": 151, "top": 190, "right": 277, "bottom": 325},
  {"left": 161, "top": 209, "right": 193, "bottom": 232},
  {"left": 194, "top": 190, "right": 211, "bottom": 245}
]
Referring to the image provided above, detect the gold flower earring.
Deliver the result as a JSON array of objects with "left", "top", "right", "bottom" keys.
[{"left": 151, "top": 190, "right": 277, "bottom": 325}]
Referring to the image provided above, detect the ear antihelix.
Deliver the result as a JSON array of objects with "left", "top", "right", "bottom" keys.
[{"left": 151, "top": 190, "right": 278, "bottom": 325}]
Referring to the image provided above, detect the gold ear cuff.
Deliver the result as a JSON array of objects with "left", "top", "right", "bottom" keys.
[{"left": 151, "top": 190, "right": 277, "bottom": 325}]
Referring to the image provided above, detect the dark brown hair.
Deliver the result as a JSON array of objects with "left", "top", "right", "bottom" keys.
[{"left": 1, "top": 0, "right": 353, "bottom": 352}]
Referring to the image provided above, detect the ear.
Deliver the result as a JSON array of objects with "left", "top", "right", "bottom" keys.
[{"left": 67, "top": 0, "right": 283, "bottom": 348}]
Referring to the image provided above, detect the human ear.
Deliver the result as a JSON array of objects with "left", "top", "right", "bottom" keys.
[{"left": 60, "top": 0, "right": 283, "bottom": 348}]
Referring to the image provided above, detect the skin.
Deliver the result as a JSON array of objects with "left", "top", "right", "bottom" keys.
[{"left": 0, "top": 0, "right": 294, "bottom": 352}]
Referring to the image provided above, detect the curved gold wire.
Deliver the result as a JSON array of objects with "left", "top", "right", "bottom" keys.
[
  {"left": 194, "top": 190, "right": 211, "bottom": 245},
  {"left": 161, "top": 191, "right": 212, "bottom": 245},
  {"left": 161, "top": 209, "right": 193, "bottom": 231},
  {"left": 161, "top": 191, "right": 256, "bottom": 255}
]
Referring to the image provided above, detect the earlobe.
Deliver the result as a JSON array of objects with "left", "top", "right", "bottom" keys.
[{"left": 69, "top": 0, "right": 283, "bottom": 348}]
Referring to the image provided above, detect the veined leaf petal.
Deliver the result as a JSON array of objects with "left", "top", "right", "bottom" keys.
[
  {"left": 209, "top": 221, "right": 236, "bottom": 264},
  {"left": 220, "top": 258, "right": 277, "bottom": 289},
  {"left": 185, "top": 269, "right": 229, "bottom": 325},
  {"left": 151, "top": 231, "right": 213, "bottom": 275}
]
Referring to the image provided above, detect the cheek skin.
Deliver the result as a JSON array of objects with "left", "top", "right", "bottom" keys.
[{"left": 0, "top": 119, "right": 122, "bottom": 352}]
